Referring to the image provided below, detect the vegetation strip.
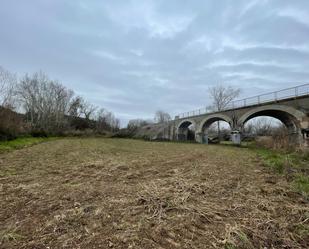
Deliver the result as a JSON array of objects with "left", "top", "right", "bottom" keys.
[
  {"left": 0, "top": 137, "right": 58, "bottom": 153},
  {"left": 254, "top": 147, "right": 309, "bottom": 199}
]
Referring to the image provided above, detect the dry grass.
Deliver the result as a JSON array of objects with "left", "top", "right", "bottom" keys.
[{"left": 0, "top": 138, "right": 308, "bottom": 248}]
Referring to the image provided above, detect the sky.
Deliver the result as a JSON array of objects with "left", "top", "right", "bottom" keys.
[{"left": 1, "top": 0, "right": 309, "bottom": 126}]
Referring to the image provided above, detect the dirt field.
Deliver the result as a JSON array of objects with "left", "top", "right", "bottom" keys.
[{"left": 0, "top": 138, "right": 308, "bottom": 248}]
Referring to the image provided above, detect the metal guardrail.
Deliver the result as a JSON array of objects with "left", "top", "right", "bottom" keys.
[{"left": 176, "top": 83, "right": 309, "bottom": 119}]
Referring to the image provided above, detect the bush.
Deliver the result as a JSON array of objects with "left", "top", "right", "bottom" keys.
[
  {"left": 112, "top": 128, "right": 136, "bottom": 138},
  {"left": 60, "top": 129, "right": 110, "bottom": 137},
  {"left": 0, "top": 107, "right": 27, "bottom": 141},
  {"left": 30, "top": 130, "right": 48, "bottom": 137},
  {"left": 255, "top": 136, "right": 274, "bottom": 149},
  {"left": 0, "top": 132, "right": 17, "bottom": 141}
]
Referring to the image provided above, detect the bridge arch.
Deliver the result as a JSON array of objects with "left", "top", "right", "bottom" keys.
[
  {"left": 177, "top": 119, "right": 197, "bottom": 129},
  {"left": 196, "top": 113, "right": 233, "bottom": 133},
  {"left": 238, "top": 105, "right": 306, "bottom": 135},
  {"left": 177, "top": 119, "right": 197, "bottom": 141}
]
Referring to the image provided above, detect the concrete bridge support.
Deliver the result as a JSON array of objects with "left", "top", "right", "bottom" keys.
[{"left": 195, "top": 132, "right": 203, "bottom": 144}]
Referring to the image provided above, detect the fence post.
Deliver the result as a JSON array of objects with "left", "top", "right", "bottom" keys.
[{"left": 295, "top": 87, "right": 298, "bottom": 97}]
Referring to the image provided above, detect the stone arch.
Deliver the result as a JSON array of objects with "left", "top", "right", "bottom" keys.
[
  {"left": 238, "top": 105, "right": 306, "bottom": 132},
  {"left": 177, "top": 119, "right": 197, "bottom": 141},
  {"left": 196, "top": 113, "right": 233, "bottom": 134},
  {"left": 177, "top": 119, "right": 197, "bottom": 130}
]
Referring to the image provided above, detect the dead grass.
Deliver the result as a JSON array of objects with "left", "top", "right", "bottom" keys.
[{"left": 0, "top": 138, "right": 308, "bottom": 248}]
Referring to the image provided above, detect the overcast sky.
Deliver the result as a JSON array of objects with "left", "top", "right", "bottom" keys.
[{"left": 1, "top": 0, "right": 309, "bottom": 125}]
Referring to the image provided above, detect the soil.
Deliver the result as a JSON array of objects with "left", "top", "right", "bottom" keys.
[{"left": 0, "top": 138, "right": 308, "bottom": 248}]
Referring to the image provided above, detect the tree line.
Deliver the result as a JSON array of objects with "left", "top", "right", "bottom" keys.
[
  {"left": 2, "top": 64, "right": 283, "bottom": 143},
  {"left": 0, "top": 66, "right": 120, "bottom": 140}
]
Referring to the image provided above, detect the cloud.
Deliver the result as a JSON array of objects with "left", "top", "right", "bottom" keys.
[
  {"left": 0, "top": 0, "right": 309, "bottom": 126},
  {"left": 90, "top": 50, "right": 127, "bottom": 64},
  {"left": 102, "top": 0, "right": 195, "bottom": 39},
  {"left": 130, "top": 49, "right": 144, "bottom": 57},
  {"left": 278, "top": 7, "right": 309, "bottom": 26}
]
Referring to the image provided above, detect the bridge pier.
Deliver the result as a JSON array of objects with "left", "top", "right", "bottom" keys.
[
  {"left": 288, "top": 130, "right": 309, "bottom": 148},
  {"left": 176, "top": 128, "right": 186, "bottom": 141},
  {"left": 231, "top": 130, "right": 241, "bottom": 145},
  {"left": 195, "top": 132, "right": 203, "bottom": 143},
  {"left": 301, "top": 128, "right": 309, "bottom": 147}
]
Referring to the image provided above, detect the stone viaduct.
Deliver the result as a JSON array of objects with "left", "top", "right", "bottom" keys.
[{"left": 167, "top": 84, "right": 309, "bottom": 146}]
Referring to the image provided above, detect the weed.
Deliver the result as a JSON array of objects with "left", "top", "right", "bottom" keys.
[
  {"left": 225, "top": 243, "right": 237, "bottom": 249},
  {"left": 0, "top": 226, "right": 25, "bottom": 243},
  {"left": 295, "top": 223, "right": 309, "bottom": 237},
  {"left": 1, "top": 232, "right": 24, "bottom": 242},
  {"left": 254, "top": 147, "right": 309, "bottom": 198},
  {"left": 256, "top": 148, "right": 286, "bottom": 173},
  {"left": 221, "top": 224, "right": 254, "bottom": 249},
  {"left": 293, "top": 175, "right": 309, "bottom": 199}
]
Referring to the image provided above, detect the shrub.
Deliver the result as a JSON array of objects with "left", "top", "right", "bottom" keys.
[
  {"left": 0, "top": 107, "right": 27, "bottom": 141},
  {"left": 30, "top": 130, "right": 48, "bottom": 137}
]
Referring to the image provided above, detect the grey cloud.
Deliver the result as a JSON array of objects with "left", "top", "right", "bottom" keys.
[{"left": 1, "top": 0, "right": 309, "bottom": 125}]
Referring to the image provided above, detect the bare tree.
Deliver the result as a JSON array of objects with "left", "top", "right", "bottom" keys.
[
  {"left": 68, "top": 96, "right": 84, "bottom": 118},
  {"left": 209, "top": 85, "right": 241, "bottom": 111},
  {"left": 17, "top": 71, "right": 74, "bottom": 132},
  {"left": 254, "top": 118, "right": 273, "bottom": 136},
  {"left": 1, "top": 68, "right": 122, "bottom": 136},
  {"left": 80, "top": 99, "right": 97, "bottom": 120},
  {"left": 0, "top": 66, "right": 17, "bottom": 109},
  {"left": 208, "top": 84, "right": 240, "bottom": 139},
  {"left": 154, "top": 110, "right": 171, "bottom": 123},
  {"left": 252, "top": 117, "right": 279, "bottom": 136},
  {"left": 96, "top": 108, "right": 120, "bottom": 132},
  {"left": 113, "top": 118, "right": 120, "bottom": 132}
]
